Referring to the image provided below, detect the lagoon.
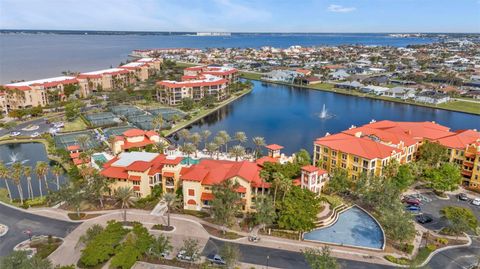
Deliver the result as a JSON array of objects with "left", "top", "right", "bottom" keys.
[{"left": 179, "top": 80, "right": 480, "bottom": 154}]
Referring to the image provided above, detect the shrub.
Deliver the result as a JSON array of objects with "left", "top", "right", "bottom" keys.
[
  {"left": 110, "top": 223, "right": 154, "bottom": 269},
  {"left": 79, "top": 221, "right": 128, "bottom": 267},
  {"left": 401, "top": 244, "right": 414, "bottom": 255},
  {"left": 384, "top": 255, "right": 410, "bottom": 265},
  {"left": 426, "top": 244, "right": 437, "bottom": 252},
  {"left": 435, "top": 237, "right": 449, "bottom": 245}
]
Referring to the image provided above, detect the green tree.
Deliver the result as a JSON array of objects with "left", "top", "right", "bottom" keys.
[
  {"left": 0, "top": 251, "right": 53, "bottom": 269},
  {"left": 180, "top": 143, "right": 196, "bottom": 164},
  {"left": 220, "top": 243, "right": 241, "bottom": 269},
  {"left": 417, "top": 141, "right": 448, "bottom": 168},
  {"left": 229, "top": 145, "right": 246, "bottom": 161},
  {"left": 152, "top": 114, "right": 164, "bottom": 131},
  {"left": 326, "top": 169, "right": 351, "bottom": 195},
  {"left": 163, "top": 192, "right": 177, "bottom": 228},
  {"left": 201, "top": 130, "right": 212, "bottom": 150},
  {"left": 110, "top": 223, "right": 154, "bottom": 269},
  {"left": 252, "top": 136, "right": 266, "bottom": 159},
  {"left": 234, "top": 131, "right": 247, "bottom": 145},
  {"left": 87, "top": 173, "right": 109, "bottom": 208},
  {"left": 148, "top": 234, "right": 173, "bottom": 259},
  {"left": 271, "top": 172, "right": 287, "bottom": 206},
  {"left": 425, "top": 163, "right": 461, "bottom": 193},
  {"left": 180, "top": 238, "right": 200, "bottom": 261},
  {"left": 114, "top": 186, "right": 135, "bottom": 222},
  {"left": 441, "top": 206, "right": 478, "bottom": 235},
  {"left": 295, "top": 149, "right": 311, "bottom": 166},
  {"left": 218, "top": 130, "right": 231, "bottom": 153},
  {"left": 378, "top": 203, "right": 416, "bottom": 244},
  {"left": 64, "top": 100, "right": 85, "bottom": 121},
  {"left": 35, "top": 161, "right": 48, "bottom": 198},
  {"left": 0, "top": 162, "right": 13, "bottom": 203},
  {"left": 303, "top": 246, "right": 340, "bottom": 269},
  {"left": 212, "top": 180, "right": 241, "bottom": 233},
  {"left": 254, "top": 195, "right": 276, "bottom": 231},
  {"left": 206, "top": 142, "right": 219, "bottom": 159},
  {"left": 177, "top": 129, "right": 191, "bottom": 145},
  {"left": 277, "top": 187, "right": 321, "bottom": 236},
  {"left": 10, "top": 162, "right": 24, "bottom": 204},
  {"left": 23, "top": 166, "right": 34, "bottom": 200},
  {"left": 180, "top": 97, "right": 195, "bottom": 111},
  {"left": 51, "top": 165, "right": 64, "bottom": 191},
  {"left": 393, "top": 165, "right": 415, "bottom": 192},
  {"left": 77, "top": 135, "right": 90, "bottom": 151}
]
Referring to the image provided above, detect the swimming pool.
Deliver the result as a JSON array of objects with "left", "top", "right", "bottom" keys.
[
  {"left": 303, "top": 206, "right": 385, "bottom": 250},
  {"left": 181, "top": 157, "right": 201, "bottom": 165},
  {"left": 92, "top": 154, "right": 107, "bottom": 163}
]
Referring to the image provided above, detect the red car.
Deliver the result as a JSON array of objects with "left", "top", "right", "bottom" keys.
[{"left": 402, "top": 197, "right": 421, "bottom": 206}]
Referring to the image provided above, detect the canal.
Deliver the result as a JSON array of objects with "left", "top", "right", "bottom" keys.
[{"left": 178, "top": 80, "right": 480, "bottom": 154}]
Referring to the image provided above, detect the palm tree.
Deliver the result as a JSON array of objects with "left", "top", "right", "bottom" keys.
[
  {"left": 206, "top": 142, "right": 219, "bottom": 159},
  {"left": 229, "top": 145, "right": 246, "bottom": 162},
  {"left": 272, "top": 172, "right": 286, "bottom": 206},
  {"left": 23, "top": 166, "right": 34, "bottom": 200},
  {"left": 252, "top": 137, "right": 266, "bottom": 159},
  {"left": 218, "top": 130, "right": 231, "bottom": 153},
  {"left": 153, "top": 114, "right": 164, "bottom": 131},
  {"left": 234, "top": 131, "right": 247, "bottom": 145},
  {"left": 0, "top": 162, "right": 12, "bottom": 203},
  {"left": 76, "top": 135, "right": 90, "bottom": 151},
  {"left": 148, "top": 234, "right": 173, "bottom": 259},
  {"left": 280, "top": 176, "right": 292, "bottom": 201},
  {"left": 163, "top": 193, "right": 177, "bottom": 228},
  {"left": 114, "top": 186, "right": 135, "bottom": 223},
  {"left": 35, "top": 161, "right": 49, "bottom": 198},
  {"left": 190, "top": 132, "right": 202, "bottom": 157},
  {"left": 201, "top": 130, "right": 212, "bottom": 150},
  {"left": 180, "top": 143, "right": 196, "bottom": 165},
  {"left": 10, "top": 162, "right": 24, "bottom": 205},
  {"left": 171, "top": 114, "right": 181, "bottom": 125},
  {"left": 51, "top": 165, "right": 63, "bottom": 190},
  {"left": 178, "top": 129, "right": 191, "bottom": 146},
  {"left": 213, "top": 136, "right": 225, "bottom": 157}
]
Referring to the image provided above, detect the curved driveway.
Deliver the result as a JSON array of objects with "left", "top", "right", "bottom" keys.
[{"left": 0, "top": 202, "right": 79, "bottom": 256}]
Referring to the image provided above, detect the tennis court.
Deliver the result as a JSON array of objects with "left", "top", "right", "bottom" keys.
[
  {"left": 148, "top": 108, "right": 186, "bottom": 122},
  {"left": 103, "top": 126, "right": 136, "bottom": 138},
  {"left": 110, "top": 105, "right": 145, "bottom": 117},
  {"left": 127, "top": 114, "right": 154, "bottom": 130},
  {"left": 54, "top": 130, "right": 100, "bottom": 149},
  {"left": 85, "top": 112, "right": 120, "bottom": 127}
]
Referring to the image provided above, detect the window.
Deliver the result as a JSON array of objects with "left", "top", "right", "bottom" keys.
[
  {"left": 353, "top": 166, "right": 358, "bottom": 172},
  {"left": 342, "top": 154, "right": 347, "bottom": 160},
  {"left": 363, "top": 160, "right": 369, "bottom": 168},
  {"left": 323, "top": 148, "right": 329, "bottom": 154},
  {"left": 323, "top": 156, "right": 328, "bottom": 162},
  {"left": 188, "top": 189, "right": 195, "bottom": 196},
  {"left": 332, "top": 151, "right": 337, "bottom": 157},
  {"left": 331, "top": 160, "right": 336, "bottom": 165},
  {"left": 341, "top": 163, "right": 346, "bottom": 169},
  {"left": 353, "top": 157, "right": 359, "bottom": 163}
]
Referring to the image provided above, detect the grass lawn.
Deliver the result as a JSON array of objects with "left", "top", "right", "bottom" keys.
[
  {"left": 438, "top": 100, "right": 480, "bottom": 115},
  {"left": 62, "top": 117, "right": 88, "bottom": 132},
  {"left": 0, "top": 188, "right": 19, "bottom": 206},
  {"left": 310, "top": 82, "right": 336, "bottom": 91},
  {"left": 239, "top": 71, "right": 262, "bottom": 80}
]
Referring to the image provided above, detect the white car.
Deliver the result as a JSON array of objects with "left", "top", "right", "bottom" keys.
[
  {"left": 53, "top": 122, "right": 64, "bottom": 128},
  {"left": 472, "top": 198, "right": 480, "bottom": 206},
  {"left": 10, "top": 131, "right": 21, "bottom": 137},
  {"left": 30, "top": 132, "right": 40, "bottom": 138}
]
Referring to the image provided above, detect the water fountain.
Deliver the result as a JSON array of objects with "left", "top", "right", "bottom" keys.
[{"left": 318, "top": 104, "right": 333, "bottom": 119}]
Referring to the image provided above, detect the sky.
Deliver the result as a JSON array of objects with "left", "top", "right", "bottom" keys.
[{"left": 0, "top": 0, "right": 479, "bottom": 33}]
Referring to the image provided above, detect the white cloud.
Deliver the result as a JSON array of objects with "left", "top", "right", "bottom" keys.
[{"left": 327, "top": 4, "right": 356, "bottom": 13}]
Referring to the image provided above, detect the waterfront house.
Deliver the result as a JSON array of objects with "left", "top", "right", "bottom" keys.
[
  {"left": 383, "top": 87, "right": 416, "bottom": 100},
  {"left": 299, "top": 165, "right": 328, "bottom": 195},
  {"left": 180, "top": 159, "right": 270, "bottom": 212},
  {"left": 110, "top": 128, "right": 161, "bottom": 155},
  {"left": 360, "top": 85, "right": 390, "bottom": 95},
  {"left": 3, "top": 76, "right": 78, "bottom": 109},
  {"left": 330, "top": 69, "right": 351, "bottom": 80},
  {"left": 414, "top": 90, "right": 450, "bottom": 104},
  {"left": 262, "top": 70, "right": 301, "bottom": 83},
  {"left": 101, "top": 151, "right": 183, "bottom": 197},
  {"left": 334, "top": 81, "right": 364, "bottom": 90},
  {"left": 183, "top": 65, "right": 238, "bottom": 84}
]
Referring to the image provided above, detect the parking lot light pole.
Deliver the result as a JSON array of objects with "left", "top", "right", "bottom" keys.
[{"left": 266, "top": 255, "right": 270, "bottom": 269}]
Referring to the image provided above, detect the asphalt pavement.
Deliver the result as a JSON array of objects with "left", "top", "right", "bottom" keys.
[{"left": 0, "top": 203, "right": 79, "bottom": 256}]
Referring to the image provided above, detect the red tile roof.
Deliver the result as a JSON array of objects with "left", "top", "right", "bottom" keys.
[
  {"left": 265, "top": 144, "right": 284, "bottom": 151},
  {"left": 435, "top": 130, "right": 480, "bottom": 149},
  {"left": 315, "top": 133, "right": 398, "bottom": 160},
  {"left": 301, "top": 165, "right": 319, "bottom": 173},
  {"left": 127, "top": 161, "right": 152, "bottom": 172},
  {"left": 163, "top": 172, "right": 175, "bottom": 177},
  {"left": 67, "top": 145, "right": 80, "bottom": 151},
  {"left": 122, "top": 138, "right": 155, "bottom": 150},
  {"left": 123, "top": 129, "right": 145, "bottom": 137},
  {"left": 255, "top": 156, "right": 279, "bottom": 166},
  {"left": 129, "top": 176, "right": 142, "bottom": 181}
]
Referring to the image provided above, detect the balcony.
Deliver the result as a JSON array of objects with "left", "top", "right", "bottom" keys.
[{"left": 165, "top": 180, "right": 175, "bottom": 188}]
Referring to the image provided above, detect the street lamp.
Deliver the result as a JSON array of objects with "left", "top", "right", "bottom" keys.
[{"left": 266, "top": 255, "right": 270, "bottom": 269}]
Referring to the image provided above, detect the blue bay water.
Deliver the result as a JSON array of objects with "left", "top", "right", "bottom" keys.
[{"left": 0, "top": 33, "right": 435, "bottom": 83}]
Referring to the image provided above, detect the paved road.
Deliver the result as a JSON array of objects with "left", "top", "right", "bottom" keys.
[
  {"left": 202, "top": 238, "right": 393, "bottom": 269},
  {"left": 427, "top": 237, "right": 480, "bottom": 269},
  {"left": 0, "top": 203, "right": 79, "bottom": 256},
  {"left": 0, "top": 118, "right": 52, "bottom": 137}
]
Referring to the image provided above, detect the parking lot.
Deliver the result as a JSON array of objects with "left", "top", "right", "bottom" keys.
[{"left": 408, "top": 191, "right": 480, "bottom": 232}]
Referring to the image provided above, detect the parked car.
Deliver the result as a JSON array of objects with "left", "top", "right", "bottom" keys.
[
  {"left": 9, "top": 131, "right": 21, "bottom": 137},
  {"left": 457, "top": 193, "right": 469, "bottom": 201},
  {"left": 402, "top": 197, "right": 421, "bottom": 206},
  {"left": 248, "top": 235, "right": 261, "bottom": 242},
  {"left": 415, "top": 214, "right": 433, "bottom": 224},
  {"left": 207, "top": 254, "right": 226, "bottom": 265},
  {"left": 405, "top": 205, "right": 421, "bottom": 214},
  {"left": 472, "top": 198, "right": 480, "bottom": 206},
  {"left": 30, "top": 132, "right": 40, "bottom": 138},
  {"left": 176, "top": 250, "right": 198, "bottom": 262}
]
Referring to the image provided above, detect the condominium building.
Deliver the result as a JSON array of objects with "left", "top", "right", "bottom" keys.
[
  {"left": 298, "top": 165, "right": 328, "bottom": 195},
  {"left": 2, "top": 76, "right": 78, "bottom": 109},
  {"left": 183, "top": 65, "right": 238, "bottom": 84},
  {"left": 181, "top": 159, "right": 270, "bottom": 212},
  {"left": 313, "top": 120, "right": 467, "bottom": 179},
  {"left": 77, "top": 68, "right": 133, "bottom": 96},
  {"left": 157, "top": 74, "right": 228, "bottom": 106},
  {"left": 101, "top": 152, "right": 183, "bottom": 197},
  {"left": 120, "top": 58, "right": 163, "bottom": 81},
  {"left": 111, "top": 129, "right": 161, "bottom": 155}
]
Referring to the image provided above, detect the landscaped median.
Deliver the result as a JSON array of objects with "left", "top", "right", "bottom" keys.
[{"left": 239, "top": 72, "right": 480, "bottom": 115}]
